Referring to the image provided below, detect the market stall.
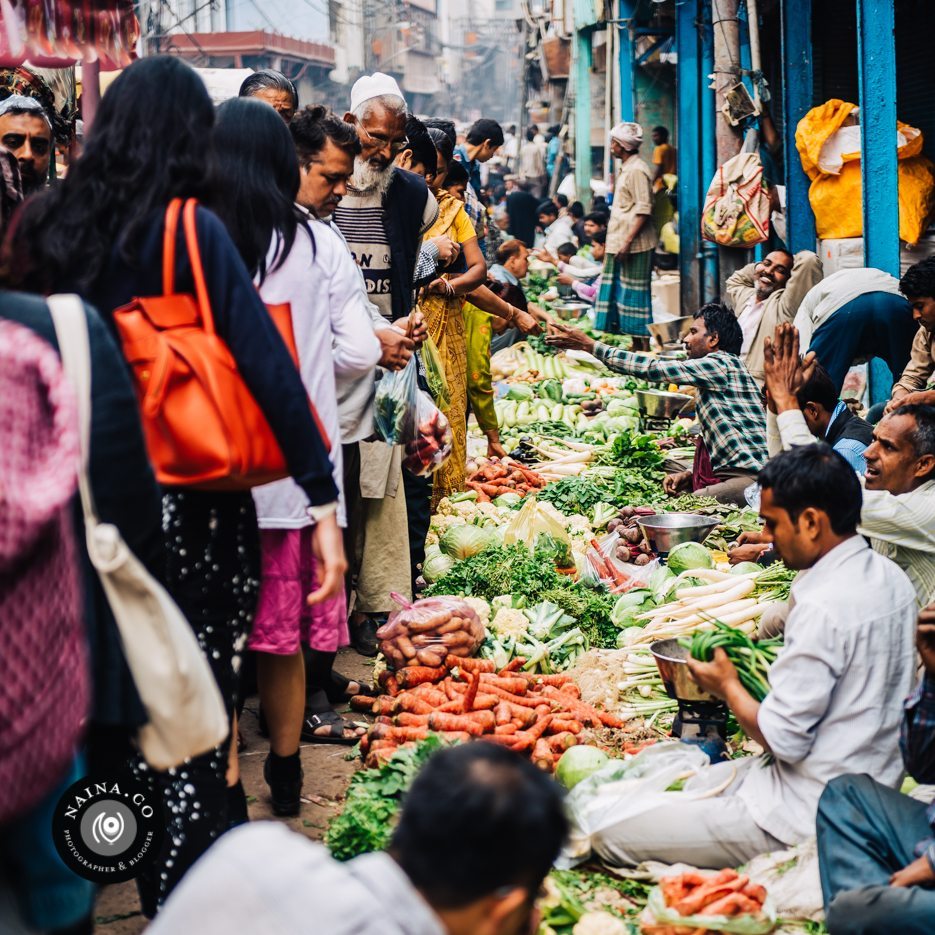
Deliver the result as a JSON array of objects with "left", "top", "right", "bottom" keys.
[{"left": 324, "top": 266, "right": 817, "bottom": 933}]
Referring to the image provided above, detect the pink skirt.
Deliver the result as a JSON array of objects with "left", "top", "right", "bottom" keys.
[{"left": 249, "top": 527, "right": 349, "bottom": 655}]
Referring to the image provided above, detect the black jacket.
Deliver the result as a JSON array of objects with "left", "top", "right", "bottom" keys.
[
  {"left": 1, "top": 290, "right": 161, "bottom": 727},
  {"left": 826, "top": 404, "right": 874, "bottom": 448},
  {"left": 383, "top": 168, "right": 434, "bottom": 320}
]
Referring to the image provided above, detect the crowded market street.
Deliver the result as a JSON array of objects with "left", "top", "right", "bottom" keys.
[{"left": 2, "top": 2, "right": 935, "bottom": 935}]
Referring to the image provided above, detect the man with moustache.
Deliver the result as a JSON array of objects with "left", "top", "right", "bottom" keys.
[
  {"left": 330, "top": 75, "right": 438, "bottom": 653},
  {"left": 0, "top": 95, "right": 52, "bottom": 195}
]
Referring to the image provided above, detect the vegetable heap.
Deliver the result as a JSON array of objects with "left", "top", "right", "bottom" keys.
[
  {"left": 351, "top": 655, "right": 623, "bottom": 773},
  {"left": 683, "top": 622, "right": 783, "bottom": 702}
]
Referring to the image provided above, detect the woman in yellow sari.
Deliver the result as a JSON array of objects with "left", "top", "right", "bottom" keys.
[{"left": 420, "top": 128, "right": 488, "bottom": 505}]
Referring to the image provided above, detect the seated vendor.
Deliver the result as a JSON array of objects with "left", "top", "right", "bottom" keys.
[
  {"left": 548, "top": 302, "right": 767, "bottom": 506},
  {"left": 558, "top": 232, "right": 605, "bottom": 304},
  {"left": 765, "top": 322, "right": 935, "bottom": 607},
  {"left": 591, "top": 444, "right": 918, "bottom": 870},
  {"left": 816, "top": 600, "right": 935, "bottom": 935},
  {"left": 885, "top": 256, "right": 935, "bottom": 414}
]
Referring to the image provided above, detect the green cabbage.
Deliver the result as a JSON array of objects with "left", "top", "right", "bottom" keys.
[
  {"left": 555, "top": 746, "right": 610, "bottom": 790},
  {"left": 439, "top": 524, "right": 501, "bottom": 560},
  {"left": 731, "top": 561, "right": 762, "bottom": 575},
  {"left": 493, "top": 492, "right": 523, "bottom": 508},
  {"left": 666, "top": 541, "right": 715, "bottom": 575},
  {"left": 422, "top": 546, "right": 455, "bottom": 583}
]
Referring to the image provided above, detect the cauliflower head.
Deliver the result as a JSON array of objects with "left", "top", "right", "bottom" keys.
[
  {"left": 490, "top": 607, "right": 529, "bottom": 639},
  {"left": 571, "top": 911, "right": 629, "bottom": 935},
  {"left": 462, "top": 597, "right": 491, "bottom": 625}
]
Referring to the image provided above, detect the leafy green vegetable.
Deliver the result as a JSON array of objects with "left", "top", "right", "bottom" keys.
[
  {"left": 426, "top": 545, "right": 618, "bottom": 648},
  {"left": 539, "top": 477, "right": 614, "bottom": 515},
  {"left": 325, "top": 736, "right": 450, "bottom": 861},
  {"left": 601, "top": 432, "right": 665, "bottom": 471}
]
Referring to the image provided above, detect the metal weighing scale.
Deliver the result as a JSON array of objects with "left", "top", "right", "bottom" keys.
[
  {"left": 634, "top": 388, "right": 693, "bottom": 434},
  {"left": 651, "top": 638, "right": 730, "bottom": 763}
]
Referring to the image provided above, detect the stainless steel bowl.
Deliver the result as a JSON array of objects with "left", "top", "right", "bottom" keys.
[
  {"left": 636, "top": 512, "right": 719, "bottom": 555},
  {"left": 650, "top": 638, "right": 720, "bottom": 703},
  {"left": 648, "top": 316, "right": 692, "bottom": 347},
  {"left": 635, "top": 389, "right": 692, "bottom": 418},
  {"left": 552, "top": 301, "right": 591, "bottom": 321}
]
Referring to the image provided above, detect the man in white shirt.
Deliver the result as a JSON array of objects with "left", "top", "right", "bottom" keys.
[
  {"left": 593, "top": 444, "right": 917, "bottom": 868},
  {"left": 764, "top": 323, "right": 935, "bottom": 607},
  {"left": 149, "top": 744, "right": 567, "bottom": 935},
  {"left": 535, "top": 199, "right": 577, "bottom": 255}
]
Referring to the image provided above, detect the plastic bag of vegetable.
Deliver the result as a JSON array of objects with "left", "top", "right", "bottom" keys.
[
  {"left": 376, "top": 592, "right": 486, "bottom": 670},
  {"left": 641, "top": 872, "right": 777, "bottom": 934},
  {"left": 502, "top": 496, "right": 572, "bottom": 554},
  {"left": 419, "top": 333, "right": 450, "bottom": 411},
  {"left": 374, "top": 354, "right": 419, "bottom": 445}
]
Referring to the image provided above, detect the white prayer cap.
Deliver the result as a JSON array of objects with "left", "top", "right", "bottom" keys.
[
  {"left": 610, "top": 121, "right": 643, "bottom": 151},
  {"left": 350, "top": 72, "right": 406, "bottom": 114}
]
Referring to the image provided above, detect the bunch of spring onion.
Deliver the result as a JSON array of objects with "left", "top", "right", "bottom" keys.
[
  {"left": 681, "top": 622, "right": 783, "bottom": 701},
  {"left": 621, "top": 567, "right": 780, "bottom": 648},
  {"left": 614, "top": 643, "right": 679, "bottom": 723}
]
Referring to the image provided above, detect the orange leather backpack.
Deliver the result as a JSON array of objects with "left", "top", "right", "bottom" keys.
[{"left": 113, "top": 198, "right": 317, "bottom": 490}]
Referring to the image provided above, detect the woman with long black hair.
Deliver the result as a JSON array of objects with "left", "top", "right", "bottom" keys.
[
  {"left": 211, "top": 98, "right": 380, "bottom": 814},
  {"left": 3, "top": 56, "right": 345, "bottom": 915}
]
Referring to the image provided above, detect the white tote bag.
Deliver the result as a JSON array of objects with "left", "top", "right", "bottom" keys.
[{"left": 49, "top": 293, "right": 229, "bottom": 770}]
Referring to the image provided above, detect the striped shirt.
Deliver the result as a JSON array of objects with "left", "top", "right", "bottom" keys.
[
  {"left": 333, "top": 189, "right": 393, "bottom": 319},
  {"left": 775, "top": 409, "right": 935, "bottom": 606},
  {"left": 593, "top": 345, "right": 768, "bottom": 473}
]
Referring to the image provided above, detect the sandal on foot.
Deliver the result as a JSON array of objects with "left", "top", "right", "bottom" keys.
[
  {"left": 300, "top": 708, "right": 362, "bottom": 746},
  {"left": 325, "top": 672, "right": 377, "bottom": 704}
]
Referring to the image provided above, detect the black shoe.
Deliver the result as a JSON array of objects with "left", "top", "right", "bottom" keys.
[
  {"left": 227, "top": 779, "right": 250, "bottom": 830},
  {"left": 350, "top": 617, "right": 382, "bottom": 657},
  {"left": 263, "top": 753, "right": 303, "bottom": 817}
]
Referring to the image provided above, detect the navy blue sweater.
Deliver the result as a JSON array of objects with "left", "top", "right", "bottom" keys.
[{"left": 81, "top": 204, "right": 337, "bottom": 506}]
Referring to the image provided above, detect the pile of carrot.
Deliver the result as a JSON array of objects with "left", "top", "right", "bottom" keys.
[
  {"left": 465, "top": 459, "right": 546, "bottom": 502},
  {"left": 351, "top": 656, "right": 623, "bottom": 770},
  {"left": 656, "top": 869, "right": 767, "bottom": 922}
]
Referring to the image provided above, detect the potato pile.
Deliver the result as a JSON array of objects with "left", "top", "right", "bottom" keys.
[{"left": 377, "top": 596, "right": 485, "bottom": 669}]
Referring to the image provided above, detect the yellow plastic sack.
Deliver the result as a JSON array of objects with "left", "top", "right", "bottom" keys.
[{"left": 795, "top": 99, "right": 935, "bottom": 244}]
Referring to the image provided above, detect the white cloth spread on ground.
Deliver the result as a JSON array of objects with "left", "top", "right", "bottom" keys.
[{"left": 148, "top": 823, "right": 444, "bottom": 935}]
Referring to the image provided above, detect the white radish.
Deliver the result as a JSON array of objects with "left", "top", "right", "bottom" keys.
[
  {"left": 675, "top": 573, "right": 758, "bottom": 600},
  {"left": 676, "top": 567, "right": 735, "bottom": 583}
]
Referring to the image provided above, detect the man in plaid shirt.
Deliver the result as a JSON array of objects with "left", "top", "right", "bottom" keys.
[
  {"left": 548, "top": 303, "right": 767, "bottom": 505},
  {"left": 817, "top": 600, "right": 935, "bottom": 933}
]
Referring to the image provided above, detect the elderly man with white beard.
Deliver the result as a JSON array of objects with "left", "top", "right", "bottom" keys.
[{"left": 332, "top": 74, "right": 439, "bottom": 654}]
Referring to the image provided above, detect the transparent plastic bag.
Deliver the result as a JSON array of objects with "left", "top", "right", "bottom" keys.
[
  {"left": 376, "top": 592, "right": 486, "bottom": 670},
  {"left": 578, "top": 530, "right": 650, "bottom": 593},
  {"left": 374, "top": 355, "right": 419, "bottom": 445},
  {"left": 420, "top": 334, "right": 450, "bottom": 412},
  {"left": 502, "top": 496, "right": 571, "bottom": 553},
  {"left": 641, "top": 879, "right": 777, "bottom": 934},
  {"left": 401, "top": 391, "right": 453, "bottom": 477},
  {"left": 374, "top": 356, "right": 452, "bottom": 475}
]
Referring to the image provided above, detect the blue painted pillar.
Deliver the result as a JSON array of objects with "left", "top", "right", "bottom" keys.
[
  {"left": 618, "top": 0, "right": 637, "bottom": 123},
  {"left": 857, "top": 0, "right": 899, "bottom": 403},
  {"left": 700, "top": 0, "right": 719, "bottom": 301},
  {"left": 780, "top": 0, "right": 816, "bottom": 255},
  {"left": 676, "top": 0, "right": 701, "bottom": 311},
  {"left": 575, "top": 28, "right": 594, "bottom": 204},
  {"left": 738, "top": 5, "right": 764, "bottom": 263}
]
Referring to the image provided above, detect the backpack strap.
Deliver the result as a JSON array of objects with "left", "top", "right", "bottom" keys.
[{"left": 162, "top": 198, "right": 184, "bottom": 295}]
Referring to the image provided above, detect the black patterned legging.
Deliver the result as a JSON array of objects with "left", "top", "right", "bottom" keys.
[{"left": 134, "top": 489, "right": 260, "bottom": 918}]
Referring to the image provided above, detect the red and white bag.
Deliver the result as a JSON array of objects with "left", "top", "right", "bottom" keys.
[{"left": 701, "top": 151, "right": 769, "bottom": 247}]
